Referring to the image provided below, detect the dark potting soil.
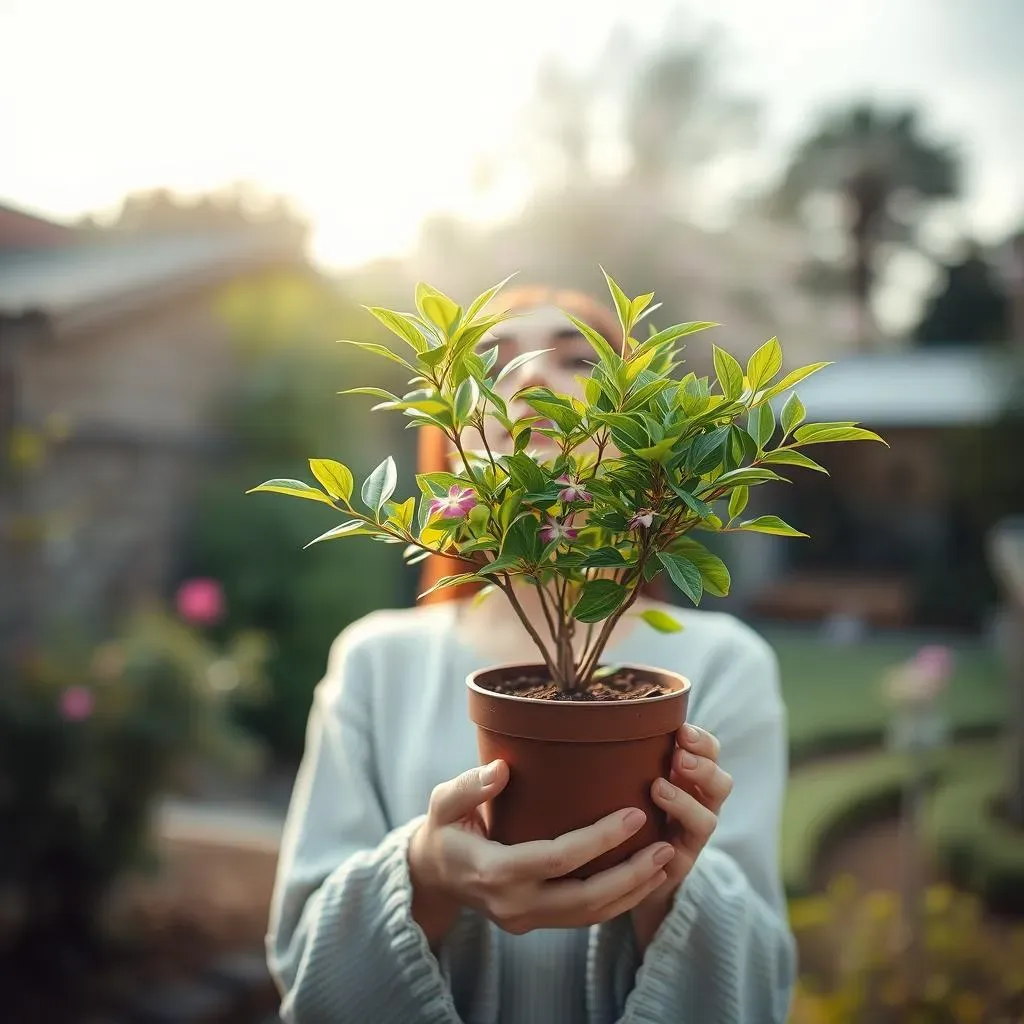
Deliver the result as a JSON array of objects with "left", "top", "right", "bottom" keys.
[{"left": 484, "top": 670, "right": 668, "bottom": 702}]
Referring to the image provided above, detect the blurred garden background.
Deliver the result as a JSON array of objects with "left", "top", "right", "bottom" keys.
[{"left": 2, "top": 1, "right": 1024, "bottom": 1020}]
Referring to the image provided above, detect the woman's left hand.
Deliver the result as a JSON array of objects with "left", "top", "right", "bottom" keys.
[{"left": 630, "top": 724, "right": 733, "bottom": 949}]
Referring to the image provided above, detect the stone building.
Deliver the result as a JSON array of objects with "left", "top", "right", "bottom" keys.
[{"left": 0, "top": 205, "right": 310, "bottom": 646}]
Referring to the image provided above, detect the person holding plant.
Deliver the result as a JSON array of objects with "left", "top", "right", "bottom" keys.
[{"left": 262, "top": 276, "right": 883, "bottom": 1022}]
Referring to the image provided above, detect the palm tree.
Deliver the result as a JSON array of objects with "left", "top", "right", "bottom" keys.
[{"left": 778, "top": 103, "right": 960, "bottom": 348}]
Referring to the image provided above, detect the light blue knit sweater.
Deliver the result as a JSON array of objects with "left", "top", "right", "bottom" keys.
[{"left": 266, "top": 601, "right": 796, "bottom": 1023}]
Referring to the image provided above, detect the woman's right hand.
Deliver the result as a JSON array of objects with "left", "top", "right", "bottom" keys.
[{"left": 407, "top": 759, "right": 675, "bottom": 945}]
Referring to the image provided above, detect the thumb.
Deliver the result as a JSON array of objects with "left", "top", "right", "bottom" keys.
[{"left": 429, "top": 760, "right": 508, "bottom": 825}]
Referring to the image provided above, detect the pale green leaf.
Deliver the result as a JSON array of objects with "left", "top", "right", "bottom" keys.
[
  {"left": 713, "top": 345, "right": 744, "bottom": 401},
  {"left": 746, "top": 337, "right": 783, "bottom": 391},
  {"left": 246, "top": 479, "right": 336, "bottom": 508},
  {"left": 781, "top": 393, "right": 806, "bottom": 437},
  {"left": 361, "top": 457, "right": 398, "bottom": 515},
  {"left": 736, "top": 515, "right": 808, "bottom": 537},
  {"left": 303, "top": 520, "right": 372, "bottom": 547},
  {"left": 309, "top": 459, "right": 354, "bottom": 503},
  {"left": 792, "top": 423, "right": 888, "bottom": 446},
  {"left": 640, "top": 608, "right": 684, "bottom": 633},
  {"left": 728, "top": 485, "right": 749, "bottom": 521},
  {"left": 759, "top": 449, "right": 829, "bottom": 474}
]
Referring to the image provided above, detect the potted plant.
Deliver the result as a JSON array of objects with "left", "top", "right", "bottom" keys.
[{"left": 249, "top": 271, "right": 885, "bottom": 876}]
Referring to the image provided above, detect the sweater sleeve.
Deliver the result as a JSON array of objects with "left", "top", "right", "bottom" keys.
[
  {"left": 587, "top": 625, "right": 796, "bottom": 1024},
  {"left": 265, "top": 623, "right": 471, "bottom": 1024}
]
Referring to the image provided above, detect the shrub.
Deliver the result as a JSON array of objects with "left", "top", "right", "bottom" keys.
[
  {"left": 926, "top": 753, "right": 1024, "bottom": 915},
  {"left": 789, "top": 880, "right": 1024, "bottom": 1022},
  {"left": 0, "top": 605, "right": 267, "bottom": 961}
]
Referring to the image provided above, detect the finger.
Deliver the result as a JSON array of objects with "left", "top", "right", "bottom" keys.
[
  {"left": 499, "top": 807, "right": 649, "bottom": 881},
  {"left": 671, "top": 749, "right": 734, "bottom": 812},
  {"left": 539, "top": 841, "right": 676, "bottom": 925},
  {"left": 428, "top": 760, "right": 509, "bottom": 826},
  {"left": 677, "top": 724, "right": 721, "bottom": 763},
  {"left": 652, "top": 778, "right": 717, "bottom": 852},
  {"left": 582, "top": 865, "right": 669, "bottom": 925}
]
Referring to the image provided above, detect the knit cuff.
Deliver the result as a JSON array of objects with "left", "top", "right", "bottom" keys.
[
  {"left": 304, "top": 815, "right": 461, "bottom": 1024},
  {"left": 624, "top": 846, "right": 794, "bottom": 1024}
]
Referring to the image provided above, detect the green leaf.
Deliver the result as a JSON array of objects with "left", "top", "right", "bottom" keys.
[
  {"left": 640, "top": 608, "right": 684, "bottom": 633},
  {"left": 668, "top": 480, "right": 715, "bottom": 519},
  {"left": 572, "top": 578, "right": 627, "bottom": 623},
  {"left": 656, "top": 552, "right": 704, "bottom": 606},
  {"left": 513, "top": 427, "right": 532, "bottom": 453},
  {"left": 629, "top": 291, "right": 656, "bottom": 327},
  {"left": 563, "top": 311, "right": 618, "bottom": 369},
  {"left": 762, "top": 361, "right": 832, "bottom": 400},
  {"left": 462, "top": 272, "right": 517, "bottom": 324},
  {"left": 728, "top": 485, "right": 749, "bottom": 521},
  {"left": 415, "top": 282, "right": 461, "bottom": 332},
  {"left": 736, "top": 515, "right": 808, "bottom": 537},
  {"left": 668, "top": 538, "right": 731, "bottom": 597},
  {"left": 364, "top": 307, "right": 429, "bottom": 352},
  {"left": 792, "top": 423, "right": 888, "bottom": 446},
  {"left": 337, "top": 339, "right": 417, "bottom": 372},
  {"left": 246, "top": 479, "right": 337, "bottom": 508},
  {"left": 748, "top": 403, "right": 777, "bottom": 451},
  {"left": 746, "top": 337, "right": 783, "bottom": 391},
  {"left": 504, "top": 452, "right": 548, "bottom": 494},
  {"left": 453, "top": 377, "right": 480, "bottom": 422},
  {"left": 780, "top": 393, "right": 806, "bottom": 437},
  {"left": 639, "top": 321, "right": 718, "bottom": 353},
  {"left": 418, "top": 572, "right": 480, "bottom": 599},
  {"left": 339, "top": 387, "right": 401, "bottom": 402},
  {"left": 309, "top": 459, "right": 354, "bottom": 503},
  {"left": 494, "top": 348, "right": 554, "bottom": 387},
  {"left": 759, "top": 449, "right": 828, "bottom": 474},
  {"left": 686, "top": 425, "right": 731, "bottom": 474},
  {"left": 713, "top": 345, "right": 744, "bottom": 401},
  {"left": 477, "top": 553, "right": 524, "bottom": 576},
  {"left": 581, "top": 546, "right": 630, "bottom": 568},
  {"left": 711, "top": 467, "right": 785, "bottom": 488},
  {"left": 361, "top": 457, "right": 398, "bottom": 515},
  {"left": 389, "top": 496, "right": 416, "bottom": 531},
  {"left": 600, "top": 266, "right": 634, "bottom": 342},
  {"left": 303, "top": 520, "right": 372, "bottom": 547}
]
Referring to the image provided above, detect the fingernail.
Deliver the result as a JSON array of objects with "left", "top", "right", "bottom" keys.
[
  {"left": 685, "top": 725, "right": 701, "bottom": 745},
  {"left": 652, "top": 844, "right": 675, "bottom": 867},
  {"left": 655, "top": 779, "right": 674, "bottom": 800},
  {"left": 479, "top": 761, "right": 499, "bottom": 785},
  {"left": 623, "top": 808, "right": 646, "bottom": 832},
  {"left": 680, "top": 750, "right": 698, "bottom": 769}
]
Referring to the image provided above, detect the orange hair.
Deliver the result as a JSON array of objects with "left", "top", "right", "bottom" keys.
[{"left": 417, "top": 286, "right": 663, "bottom": 605}]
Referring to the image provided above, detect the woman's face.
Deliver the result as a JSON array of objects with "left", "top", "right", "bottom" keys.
[{"left": 459, "top": 305, "right": 598, "bottom": 459}]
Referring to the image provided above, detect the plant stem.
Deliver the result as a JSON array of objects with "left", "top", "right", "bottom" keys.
[
  {"left": 496, "top": 575, "right": 560, "bottom": 681},
  {"left": 576, "top": 575, "right": 644, "bottom": 685}
]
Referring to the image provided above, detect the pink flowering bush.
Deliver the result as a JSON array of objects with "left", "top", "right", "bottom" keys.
[
  {"left": 0, "top": 606, "right": 267, "bottom": 959},
  {"left": 251, "top": 272, "right": 885, "bottom": 692}
]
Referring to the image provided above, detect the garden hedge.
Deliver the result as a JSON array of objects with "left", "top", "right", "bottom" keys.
[{"left": 925, "top": 757, "right": 1024, "bottom": 915}]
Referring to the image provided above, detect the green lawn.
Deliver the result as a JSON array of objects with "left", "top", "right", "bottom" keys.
[{"left": 761, "top": 627, "right": 1007, "bottom": 762}]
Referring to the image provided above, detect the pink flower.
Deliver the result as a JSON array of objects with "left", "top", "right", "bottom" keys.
[
  {"left": 628, "top": 509, "right": 655, "bottom": 530},
  {"left": 59, "top": 686, "right": 94, "bottom": 722},
  {"left": 556, "top": 475, "right": 592, "bottom": 505},
  {"left": 539, "top": 516, "right": 578, "bottom": 544},
  {"left": 913, "top": 645, "right": 954, "bottom": 685},
  {"left": 428, "top": 485, "right": 477, "bottom": 520},
  {"left": 176, "top": 578, "right": 225, "bottom": 626}
]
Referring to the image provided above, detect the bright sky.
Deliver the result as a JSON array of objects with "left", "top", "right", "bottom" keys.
[{"left": 3, "top": 0, "right": 1022, "bottom": 270}]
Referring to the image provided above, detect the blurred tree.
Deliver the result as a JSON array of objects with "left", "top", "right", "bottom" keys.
[
  {"left": 778, "top": 104, "right": 960, "bottom": 348},
  {"left": 179, "top": 272, "right": 411, "bottom": 760},
  {"left": 624, "top": 42, "right": 757, "bottom": 201},
  {"left": 76, "top": 182, "right": 309, "bottom": 250},
  {"left": 913, "top": 244, "right": 1010, "bottom": 346}
]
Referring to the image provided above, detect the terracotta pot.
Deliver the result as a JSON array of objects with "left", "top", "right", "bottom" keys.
[{"left": 466, "top": 663, "right": 690, "bottom": 878}]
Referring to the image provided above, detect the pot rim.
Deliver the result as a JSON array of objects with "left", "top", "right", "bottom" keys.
[{"left": 466, "top": 661, "right": 690, "bottom": 707}]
